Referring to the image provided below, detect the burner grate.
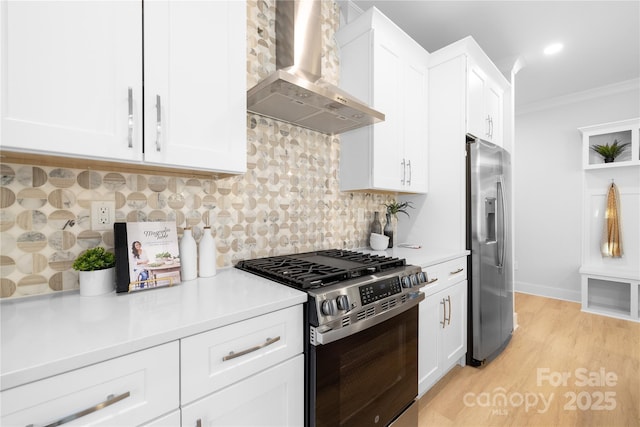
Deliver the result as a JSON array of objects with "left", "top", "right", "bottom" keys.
[{"left": 235, "top": 249, "right": 406, "bottom": 289}]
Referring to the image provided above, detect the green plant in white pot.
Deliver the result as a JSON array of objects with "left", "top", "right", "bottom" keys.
[
  {"left": 590, "top": 139, "right": 631, "bottom": 163},
  {"left": 73, "top": 247, "right": 116, "bottom": 296}
]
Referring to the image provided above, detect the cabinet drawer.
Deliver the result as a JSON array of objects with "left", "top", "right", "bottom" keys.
[
  {"left": 422, "top": 257, "right": 467, "bottom": 295},
  {"left": 181, "top": 305, "right": 303, "bottom": 404},
  {"left": 182, "top": 354, "right": 304, "bottom": 427},
  {"left": 1, "top": 342, "right": 179, "bottom": 426}
]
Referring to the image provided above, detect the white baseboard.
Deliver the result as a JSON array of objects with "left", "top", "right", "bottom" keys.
[{"left": 515, "top": 281, "right": 581, "bottom": 303}]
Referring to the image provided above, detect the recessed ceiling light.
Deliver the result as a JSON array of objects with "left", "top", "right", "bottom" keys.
[{"left": 544, "top": 43, "right": 564, "bottom": 56}]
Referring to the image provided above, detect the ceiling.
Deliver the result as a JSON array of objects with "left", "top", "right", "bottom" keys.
[{"left": 350, "top": 1, "right": 640, "bottom": 110}]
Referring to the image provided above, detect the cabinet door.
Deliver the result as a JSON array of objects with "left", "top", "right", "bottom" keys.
[
  {"left": 440, "top": 280, "right": 468, "bottom": 366},
  {"left": 402, "top": 60, "right": 428, "bottom": 193},
  {"left": 371, "top": 34, "right": 404, "bottom": 191},
  {"left": 1, "top": 1, "right": 143, "bottom": 161},
  {"left": 181, "top": 354, "right": 304, "bottom": 427},
  {"left": 418, "top": 292, "right": 443, "bottom": 396},
  {"left": 467, "top": 66, "right": 487, "bottom": 140},
  {"left": 143, "top": 0, "right": 246, "bottom": 173},
  {"left": 486, "top": 83, "right": 503, "bottom": 146}
]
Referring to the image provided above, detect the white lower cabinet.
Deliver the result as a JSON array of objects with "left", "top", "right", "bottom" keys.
[
  {"left": 181, "top": 355, "right": 304, "bottom": 427},
  {"left": 180, "top": 304, "right": 304, "bottom": 426},
  {"left": 1, "top": 304, "right": 305, "bottom": 427},
  {"left": 0, "top": 342, "right": 179, "bottom": 426},
  {"left": 418, "top": 258, "right": 468, "bottom": 396}
]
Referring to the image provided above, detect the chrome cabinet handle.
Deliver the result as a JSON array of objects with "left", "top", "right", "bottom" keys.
[
  {"left": 222, "top": 336, "right": 281, "bottom": 362},
  {"left": 407, "top": 160, "right": 412, "bottom": 186},
  {"left": 449, "top": 268, "right": 463, "bottom": 275},
  {"left": 446, "top": 296, "right": 452, "bottom": 325},
  {"left": 155, "top": 94, "right": 162, "bottom": 152},
  {"left": 32, "top": 391, "right": 130, "bottom": 427},
  {"left": 400, "top": 158, "right": 406, "bottom": 185},
  {"left": 489, "top": 116, "right": 494, "bottom": 138},
  {"left": 426, "top": 277, "right": 438, "bottom": 285},
  {"left": 486, "top": 115, "right": 491, "bottom": 137},
  {"left": 440, "top": 298, "right": 447, "bottom": 328},
  {"left": 127, "top": 88, "right": 133, "bottom": 148}
]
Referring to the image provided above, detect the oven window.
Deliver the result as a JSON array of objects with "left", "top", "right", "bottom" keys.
[{"left": 315, "top": 307, "right": 418, "bottom": 427}]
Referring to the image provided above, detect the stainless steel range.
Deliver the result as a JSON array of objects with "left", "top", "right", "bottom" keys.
[{"left": 236, "top": 249, "right": 427, "bottom": 427}]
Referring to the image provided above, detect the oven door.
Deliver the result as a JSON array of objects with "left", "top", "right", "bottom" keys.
[{"left": 310, "top": 305, "right": 418, "bottom": 427}]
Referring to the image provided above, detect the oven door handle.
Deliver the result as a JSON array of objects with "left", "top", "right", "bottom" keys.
[{"left": 311, "top": 292, "right": 424, "bottom": 346}]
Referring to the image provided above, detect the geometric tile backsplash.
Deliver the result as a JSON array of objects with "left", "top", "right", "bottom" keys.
[{"left": 0, "top": 1, "right": 395, "bottom": 299}]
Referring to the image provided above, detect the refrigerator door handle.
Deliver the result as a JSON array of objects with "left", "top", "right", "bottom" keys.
[{"left": 497, "top": 176, "right": 506, "bottom": 269}]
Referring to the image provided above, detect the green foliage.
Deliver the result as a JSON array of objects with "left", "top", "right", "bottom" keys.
[
  {"left": 72, "top": 247, "right": 115, "bottom": 271},
  {"left": 590, "top": 139, "right": 630, "bottom": 159},
  {"left": 382, "top": 200, "right": 415, "bottom": 218},
  {"left": 156, "top": 251, "right": 172, "bottom": 258}
]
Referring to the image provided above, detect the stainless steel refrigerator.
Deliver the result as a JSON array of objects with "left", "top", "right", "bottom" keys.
[{"left": 466, "top": 136, "right": 513, "bottom": 367}]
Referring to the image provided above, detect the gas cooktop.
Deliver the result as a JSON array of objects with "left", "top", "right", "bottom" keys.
[{"left": 235, "top": 249, "right": 406, "bottom": 289}]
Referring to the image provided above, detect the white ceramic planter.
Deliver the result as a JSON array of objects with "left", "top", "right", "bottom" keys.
[{"left": 79, "top": 267, "right": 115, "bottom": 297}]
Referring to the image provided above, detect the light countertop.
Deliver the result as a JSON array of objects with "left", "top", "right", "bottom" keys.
[
  {"left": 0, "top": 247, "right": 466, "bottom": 391},
  {"left": 361, "top": 246, "right": 469, "bottom": 268},
  {"left": 0, "top": 268, "right": 306, "bottom": 391}
]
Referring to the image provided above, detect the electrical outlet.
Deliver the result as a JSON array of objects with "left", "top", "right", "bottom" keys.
[{"left": 91, "top": 201, "right": 115, "bottom": 231}]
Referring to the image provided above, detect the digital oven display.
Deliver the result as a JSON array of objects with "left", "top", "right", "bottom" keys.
[{"left": 359, "top": 277, "right": 402, "bottom": 305}]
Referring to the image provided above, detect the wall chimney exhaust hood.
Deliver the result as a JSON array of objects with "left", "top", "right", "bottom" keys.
[{"left": 247, "top": 0, "right": 384, "bottom": 135}]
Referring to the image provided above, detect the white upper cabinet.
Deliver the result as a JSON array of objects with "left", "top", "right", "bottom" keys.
[
  {"left": 1, "top": 1, "right": 246, "bottom": 175},
  {"left": 336, "top": 7, "right": 428, "bottom": 194},
  {"left": 1, "top": 1, "right": 143, "bottom": 161},
  {"left": 143, "top": 0, "right": 246, "bottom": 173},
  {"left": 467, "top": 61, "right": 503, "bottom": 146}
]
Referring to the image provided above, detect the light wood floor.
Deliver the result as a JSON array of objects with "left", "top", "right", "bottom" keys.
[{"left": 418, "top": 292, "right": 640, "bottom": 427}]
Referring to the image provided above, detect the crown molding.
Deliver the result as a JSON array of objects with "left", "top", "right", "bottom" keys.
[{"left": 516, "top": 78, "right": 640, "bottom": 116}]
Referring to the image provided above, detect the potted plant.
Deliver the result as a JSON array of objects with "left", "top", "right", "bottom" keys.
[
  {"left": 381, "top": 201, "right": 414, "bottom": 248},
  {"left": 590, "top": 139, "right": 630, "bottom": 163},
  {"left": 73, "top": 246, "right": 116, "bottom": 296}
]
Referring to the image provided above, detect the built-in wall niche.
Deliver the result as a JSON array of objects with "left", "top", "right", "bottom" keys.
[
  {"left": 586, "top": 277, "right": 631, "bottom": 316},
  {"left": 587, "top": 130, "right": 633, "bottom": 165},
  {"left": 580, "top": 118, "right": 640, "bottom": 169},
  {"left": 582, "top": 169, "right": 640, "bottom": 272},
  {"left": 579, "top": 118, "right": 640, "bottom": 322}
]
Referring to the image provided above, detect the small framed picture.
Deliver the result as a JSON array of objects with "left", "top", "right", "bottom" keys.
[{"left": 114, "top": 222, "right": 181, "bottom": 293}]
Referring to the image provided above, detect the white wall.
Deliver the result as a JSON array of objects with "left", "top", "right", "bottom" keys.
[{"left": 514, "top": 81, "right": 640, "bottom": 301}]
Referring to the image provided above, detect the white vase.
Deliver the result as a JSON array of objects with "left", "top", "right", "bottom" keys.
[
  {"left": 198, "top": 226, "right": 217, "bottom": 278},
  {"left": 79, "top": 267, "right": 115, "bottom": 297},
  {"left": 180, "top": 227, "right": 198, "bottom": 281}
]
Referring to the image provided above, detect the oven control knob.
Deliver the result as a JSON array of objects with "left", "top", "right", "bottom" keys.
[
  {"left": 336, "top": 295, "right": 350, "bottom": 311},
  {"left": 321, "top": 299, "right": 338, "bottom": 316},
  {"left": 417, "top": 272, "right": 427, "bottom": 283},
  {"left": 410, "top": 274, "right": 419, "bottom": 287},
  {"left": 402, "top": 276, "right": 412, "bottom": 288}
]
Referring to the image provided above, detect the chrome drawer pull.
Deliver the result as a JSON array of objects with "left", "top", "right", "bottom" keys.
[
  {"left": 449, "top": 268, "right": 463, "bottom": 275},
  {"left": 35, "top": 391, "right": 130, "bottom": 427},
  {"left": 222, "top": 336, "right": 281, "bottom": 362},
  {"left": 426, "top": 277, "right": 438, "bottom": 285}
]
